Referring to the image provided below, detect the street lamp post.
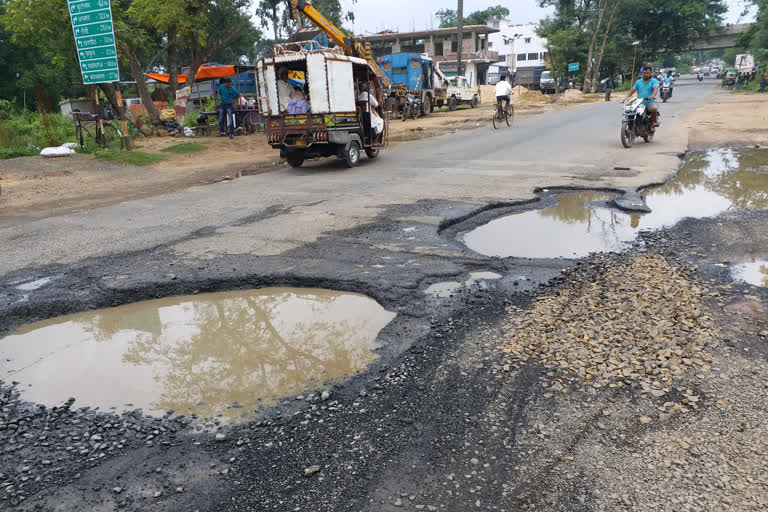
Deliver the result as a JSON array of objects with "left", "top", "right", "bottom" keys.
[{"left": 632, "top": 41, "right": 640, "bottom": 81}]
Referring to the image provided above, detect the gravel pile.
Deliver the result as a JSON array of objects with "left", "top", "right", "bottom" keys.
[
  {"left": 0, "top": 385, "right": 191, "bottom": 508},
  {"left": 503, "top": 254, "right": 719, "bottom": 396}
]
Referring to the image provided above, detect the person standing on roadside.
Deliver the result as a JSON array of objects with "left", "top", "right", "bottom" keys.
[
  {"left": 217, "top": 78, "right": 240, "bottom": 139},
  {"left": 761, "top": 70, "right": 767, "bottom": 93},
  {"left": 604, "top": 75, "right": 615, "bottom": 102}
]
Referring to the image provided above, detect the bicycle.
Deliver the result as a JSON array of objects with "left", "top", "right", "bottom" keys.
[
  {"left": 73, "top": 112, "right": 124, "bottom": 150},
  {"left": 492, "top": 98, "right": 514, "bottom": 129}
]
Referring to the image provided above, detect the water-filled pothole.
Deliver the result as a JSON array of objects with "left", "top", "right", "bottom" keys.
[
  {"left": 463, "top": 148, "right": 768, "bottom": 259},
  {"left": 731, "top": 261, "right": 768, "bottom": 287},
  {"left": 0, "top": 288, "right": 395, "bottom": 421},
  {"left": 424, "top": 271, "right": 502, "bottom": 298}
]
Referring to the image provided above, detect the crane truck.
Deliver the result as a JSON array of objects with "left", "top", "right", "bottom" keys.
[{"left": 289, "top": 0, "right": 408, "bottom": 109}]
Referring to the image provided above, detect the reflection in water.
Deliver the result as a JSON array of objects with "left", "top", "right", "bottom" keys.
[
  {"left": 731, "top": 261, "right": 768, "bottom": 287},
  {"left": 463, "top": 148, "right": 768, "bottom": 259},
  {"left": 1, "top": 289, "right": 396, "bottom": 421}
]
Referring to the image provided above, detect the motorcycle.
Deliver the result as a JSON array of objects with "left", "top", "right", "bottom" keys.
[
  {"left": 697, "top": 73, "right": 704, "bottom": 82},
  {"left": 620, "top": 96, "right": 658, "bottom": 148},
  {"left": 401, "top": 93, "right": 421, "bottom": 122},
  {"left": 660, "top": 82, "right": 673, "bottom": 102}
]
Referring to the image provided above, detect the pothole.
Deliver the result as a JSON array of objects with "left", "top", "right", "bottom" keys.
[
  {"left": 0, "top": 288, "right": 395, "bottom": 421},
  {"left": 424, "top": 271, "right": 502, "bottom": 298},
  {"left": 730, "top": 261, "right": 768, "bottom": 287},
  {"left": 463, "top": 148, "right": 768, "bottom": 259}
]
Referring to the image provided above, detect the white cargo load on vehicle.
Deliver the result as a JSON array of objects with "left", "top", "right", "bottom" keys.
[{"left": 256, "top": 52, "right": 367, "bottom": 115}]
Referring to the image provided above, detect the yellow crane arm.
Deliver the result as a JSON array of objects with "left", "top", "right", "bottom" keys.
[
  {"left": 290, "top": 0, "right": 354, "bottom": 54},
  {"left": 289, "top": 0, "right": 398, "bottom": 89}
]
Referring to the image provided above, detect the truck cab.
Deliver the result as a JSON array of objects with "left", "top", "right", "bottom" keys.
[
  {"left": 378, "top": 53, "right": 435, "bottom": 116},
  {"left": 434, "top": 66, "right": 479, "bottom": 110},
  {"left": 256, "top": 51, "right": 385, "bottom": 168}
]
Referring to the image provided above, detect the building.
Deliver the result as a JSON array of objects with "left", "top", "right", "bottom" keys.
[
  {"left": 486, "top": 20, "right": 548, "bottom": 71},
  {"left": 356, "top": 26, "right": 500, "bottom": 86}
]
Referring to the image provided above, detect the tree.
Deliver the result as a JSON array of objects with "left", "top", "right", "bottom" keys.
[
  {"left": 737, "top": 0, "right": 768, "bottom": 63},
  {"left": 436, "top": 8, "right": 458, "bottom": 28},
  {"left": 2, "top": 0, "right": 164, "bottom": 133},
  {"left": 538, "top": 0, "right": 728, "bottom": 86},
  {"left": 436, "top": 5, "right": 510, "bottom": 28}
]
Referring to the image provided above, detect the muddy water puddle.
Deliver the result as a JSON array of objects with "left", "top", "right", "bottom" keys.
[
  {"left": 424, "top": 271, "right": 502, "bottom": 298},
  {"left": 0, "top": 288, "right": 395, "bottom": 421},
  {"left": 731, "top": 261, "right": 768, "bottom": 287},
  {"left": 464, "top": 148, "right": 768, "bottom": 259}
]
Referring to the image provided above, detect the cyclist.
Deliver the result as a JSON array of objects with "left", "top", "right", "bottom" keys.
[{"left": 494, "top": 74, "right": 513, "bottom": 116}]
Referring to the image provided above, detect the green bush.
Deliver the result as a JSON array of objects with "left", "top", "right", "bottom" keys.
[
  {"left": 0, "top": 100, "right": 13, "bottom": 121},
  {"left": 0, "top": 109, "right": 78, "bottom": 152},
  {"left": 184, "top": 111, "right": 199, "bottom": 127}
]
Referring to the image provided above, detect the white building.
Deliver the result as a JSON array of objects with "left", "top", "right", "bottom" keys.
[{"left": 486, "top": 20, "right": 548, "bottom": 71}]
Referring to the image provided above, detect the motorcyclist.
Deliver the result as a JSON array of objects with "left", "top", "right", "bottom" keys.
[
  {"left": 624, "top": 66, "right": 660, "bottom": 133},
  {"left": 494, "top": 74, "right": 513, "bottom": 116},
  {"left": 661, "top": 71, "right": 674, "bottom": 97}
]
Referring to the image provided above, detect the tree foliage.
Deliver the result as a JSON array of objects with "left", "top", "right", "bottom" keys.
[
  {"left": 538, "top": 0, "right": 728, "bottom": 85},
  {"left": 436, "top": 5, "right": 510, "bottom": 28}
]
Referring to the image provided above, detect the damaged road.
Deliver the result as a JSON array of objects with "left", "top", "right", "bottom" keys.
[{"left": 2, "top": 80, "right": 768, "bottom": 511}]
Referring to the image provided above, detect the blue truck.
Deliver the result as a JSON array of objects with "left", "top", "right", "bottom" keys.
[{"left": 378, "top": 53, "right": 436, "bottom": 116}]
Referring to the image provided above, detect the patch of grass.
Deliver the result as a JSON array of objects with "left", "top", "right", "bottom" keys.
[
  {"left": 734, "top": 79, "right": 763, "bottom": 94},
  {"left": 0, "top": 147, "right": 38, "bottom": 160},
  {"left": 161, "top": 142, "right": 206, "bottom": 154},
  {"left": 94, "top": 149, "right": 166, "bottom": 166}
]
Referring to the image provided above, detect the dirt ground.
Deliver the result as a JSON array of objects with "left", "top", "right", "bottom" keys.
[
  {"left": 0, "top": 90, "right": 755, "bottom": 226},
  {"left": 687, "top": 92, "right": 768, "bottom": 148}
]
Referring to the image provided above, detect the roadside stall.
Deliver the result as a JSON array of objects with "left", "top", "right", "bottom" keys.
[{"left": 147, "top": 64, "right": 264, "bottom": 135}]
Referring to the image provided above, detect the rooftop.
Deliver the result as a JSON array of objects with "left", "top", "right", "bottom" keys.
[{"left": 357, "top": 25, "right": 499, "bottom": 41}]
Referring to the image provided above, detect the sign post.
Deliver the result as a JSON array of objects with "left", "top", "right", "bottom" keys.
[
  {"left": 68, "top": 0, "right": 119, "bottom": 85},
  {"left": 68, "top": 0, "right": 129, "bottom": 150}
]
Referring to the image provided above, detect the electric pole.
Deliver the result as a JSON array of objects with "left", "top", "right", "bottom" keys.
[{"left": 457, "top": 0, "right": 463, "bottom": 79}]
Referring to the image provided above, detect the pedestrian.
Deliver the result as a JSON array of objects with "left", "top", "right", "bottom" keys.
[
  {"left": 761, "top": 70, "right": 767, "bottom": 93},
  {"left": 277, "top": 67, "right": 293, "bottom": 113},
  {"left": 217, "top": 78, "right": 240, "bottom": 139},
  {"left": 604, "top": 75, "right": 615, "bottom": 102}
]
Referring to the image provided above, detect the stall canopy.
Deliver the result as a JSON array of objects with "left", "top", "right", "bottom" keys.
[{"left": 146, "top": 65, "right": 239, "bottom": 84}]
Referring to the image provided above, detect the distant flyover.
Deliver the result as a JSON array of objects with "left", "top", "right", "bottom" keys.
[{"left": 687, "top": 23, "right": 752, "bottom": 50}]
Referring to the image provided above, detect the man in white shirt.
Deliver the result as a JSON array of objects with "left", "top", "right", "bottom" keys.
[
  {"left": 277, "top": 67, "right": 293, "bottom": 113},
  {"left": 494, "top": 74, "right": 513, "bottom": 115},
  {"left": 358, "top": 82, "right": 384, "bottom": 138}
]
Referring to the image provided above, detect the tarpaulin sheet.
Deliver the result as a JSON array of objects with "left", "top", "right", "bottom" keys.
[{"left": 146, "top": 65, "right": 238, "bottom": 84}]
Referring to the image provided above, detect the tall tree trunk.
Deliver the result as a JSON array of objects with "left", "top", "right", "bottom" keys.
[
  {"left": 167, "top": 26, "right": 179, "bottom": 102},
  {"left": 590, "top": 0, "right": 620, "bottom": 93},
  {"left": 127, "top": 49, "right": 162, "bottom": 126},
  {"left": 272, "top": 3, "right": 279, "bottom": 40},
  {"left": 98, "top": 83, "right": 153, "bottom": 136},
  {"left": 583, "top": 0, "right": 606, "bottom": 92}
]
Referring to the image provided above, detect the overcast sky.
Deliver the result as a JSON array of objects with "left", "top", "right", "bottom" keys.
[{"left": 344, "top": 0, "right": 756, "bottom": 35}]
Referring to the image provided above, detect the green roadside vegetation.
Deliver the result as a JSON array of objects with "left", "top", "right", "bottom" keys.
[{"left": 94, "top": 149, "right": 166, "bottom": 166}]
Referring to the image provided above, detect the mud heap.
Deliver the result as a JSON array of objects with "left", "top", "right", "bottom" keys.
[
  {"left": 502, "top": 254, "right": 718, "bottom": 396},
  {"left": 556, "top": 88, "right": 585, "bottom": 103},
  {"left": 511, "top": 85, "right": 549, "bottom": 104}
]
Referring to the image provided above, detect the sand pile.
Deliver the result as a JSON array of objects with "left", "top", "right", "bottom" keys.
[
  {"left": 556, "top": 88, "right": 585, "bottom": 103},
  {"left": 511, "top": 85, "right": 549, "bottom": 104}
]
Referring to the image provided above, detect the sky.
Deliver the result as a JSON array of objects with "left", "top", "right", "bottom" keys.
[{"left": 345, "top": 0, "right": 756, "bottom": 36}]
